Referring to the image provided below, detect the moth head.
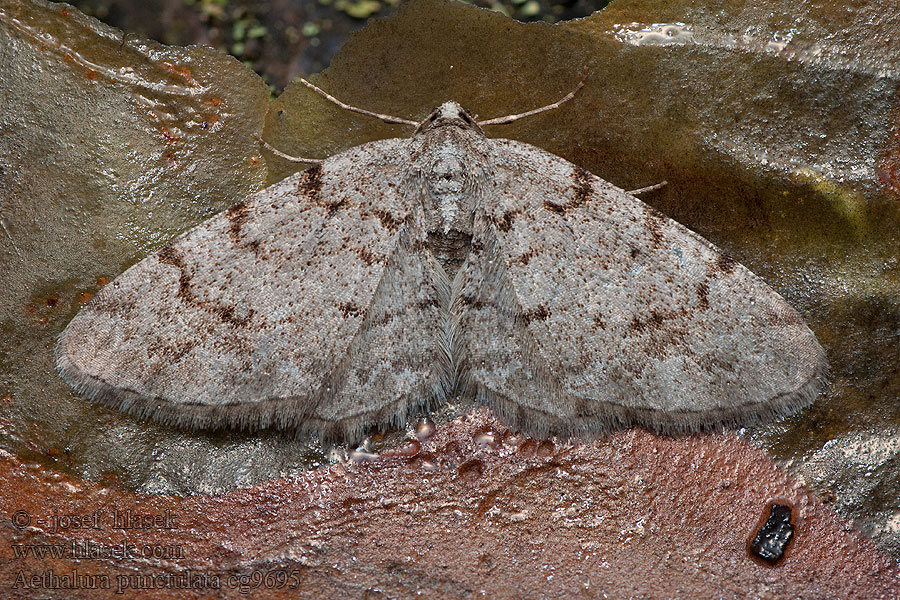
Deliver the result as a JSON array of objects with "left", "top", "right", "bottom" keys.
[{"left": 415, "top": 102, "right": 483, "bottom": 135}]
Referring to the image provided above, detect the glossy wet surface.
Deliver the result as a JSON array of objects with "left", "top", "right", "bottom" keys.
[{"left": 1, "top": 0, "right": 898, "bottom": 569}]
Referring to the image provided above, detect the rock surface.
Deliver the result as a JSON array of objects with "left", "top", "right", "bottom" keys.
[
  {"left": 0, "top": 2, "right": 898, "bottom": 595},
  {"left": 1, "top": 409, "right": 898, "bottom": 598}
]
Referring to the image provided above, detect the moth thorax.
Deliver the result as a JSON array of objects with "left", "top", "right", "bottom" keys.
[{"left": 420, "top": 145, "right": 479, "bottom": 276}]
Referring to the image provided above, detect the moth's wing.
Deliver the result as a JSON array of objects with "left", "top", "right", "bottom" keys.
[
  {"left": 57, "top": 139, "right": 448, "bottom": 442},
  {"left": 454, "top": 139, "right": 827, "bottom": 436}
]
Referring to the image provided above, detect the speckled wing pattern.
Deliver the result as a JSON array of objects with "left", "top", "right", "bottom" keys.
[
  {"left": 57, "top": 140, "right": 448, "bottom": 442},
  {"left": 58, "top": 102, "right": 827, "bottom": 443},
  {"left": 454, "top": 139, "right": 827, "bottom": 436}
]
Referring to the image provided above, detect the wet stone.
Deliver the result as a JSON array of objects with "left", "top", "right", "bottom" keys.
[{"left": 750, "top": 503, "right": 794, "bottom": 564}]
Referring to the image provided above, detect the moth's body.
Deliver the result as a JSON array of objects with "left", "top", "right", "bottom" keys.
[
  {"left": 56, "top": 95, "right": 827, "bottom": 444},
  {"left": 411, "top": 102, "right": 489, "bottom": 276}
]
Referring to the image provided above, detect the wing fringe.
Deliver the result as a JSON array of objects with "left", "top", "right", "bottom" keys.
[{"left": 467, "top": 346, "right": 829, "bottom": 438}]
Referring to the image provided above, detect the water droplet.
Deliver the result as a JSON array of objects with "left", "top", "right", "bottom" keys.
[
  {"left": 349, "top": 449, "right": 378, "bottom": 462},
  {"left": 506, "top": 510, "right": 528, "bottom": 522},
  {"left": 517, "top": 439, "right": 538, "bottom": 457},
  {"left": 474, "top": 431, "right": 501, "bottom": 449},
  {"left": 457, "top": 459, "right": 483, "bottom": 482},
  {"left": 415, "top": 418, "right": 436, "bottom": 441},
  {"left": 536, "top": 440, "right": 555, "bottom": 457},
  {"left": 414, "top": 453, "right": 438, "bottom": 471},
  {"left": 382, "top": 438, "right": 421, "bottom": 458}
]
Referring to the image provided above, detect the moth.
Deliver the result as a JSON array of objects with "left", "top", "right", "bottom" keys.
[{"left": 56, "top": 76, "right": 827, "bottom": 443}]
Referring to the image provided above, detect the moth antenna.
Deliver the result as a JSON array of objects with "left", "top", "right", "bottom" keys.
[
  {"left": 627, "top": 181, "right": 668, "bottom": 195},
  {"left": 477, "top": 68, "right": 588, "bottom": 126},
  {"left": 255, "top": 134, "right": 323, "bottom": 164},
  {"left": 300, "top": 78, "right": 419, "bottom": 126}
]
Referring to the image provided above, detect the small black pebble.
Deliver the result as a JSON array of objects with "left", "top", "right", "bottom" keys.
[{"left": 750, "top": 503, "right": 794, "bottom": 563}]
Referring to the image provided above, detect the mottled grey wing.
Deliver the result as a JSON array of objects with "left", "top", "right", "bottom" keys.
[
  {"left": 454, "top": 139, "right": 827, "bottom": 437},
  {"left": 57, "top": 139, "right": 448, "bottom": 442}
]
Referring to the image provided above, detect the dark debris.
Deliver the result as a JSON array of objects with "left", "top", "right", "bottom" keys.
[{"left": 750, "top": 502, "right": 795, "bottom": 564}]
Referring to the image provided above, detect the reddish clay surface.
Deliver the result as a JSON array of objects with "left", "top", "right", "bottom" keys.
[{"left": 1, "top": 408, "right": 898, "bottom": 599}]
